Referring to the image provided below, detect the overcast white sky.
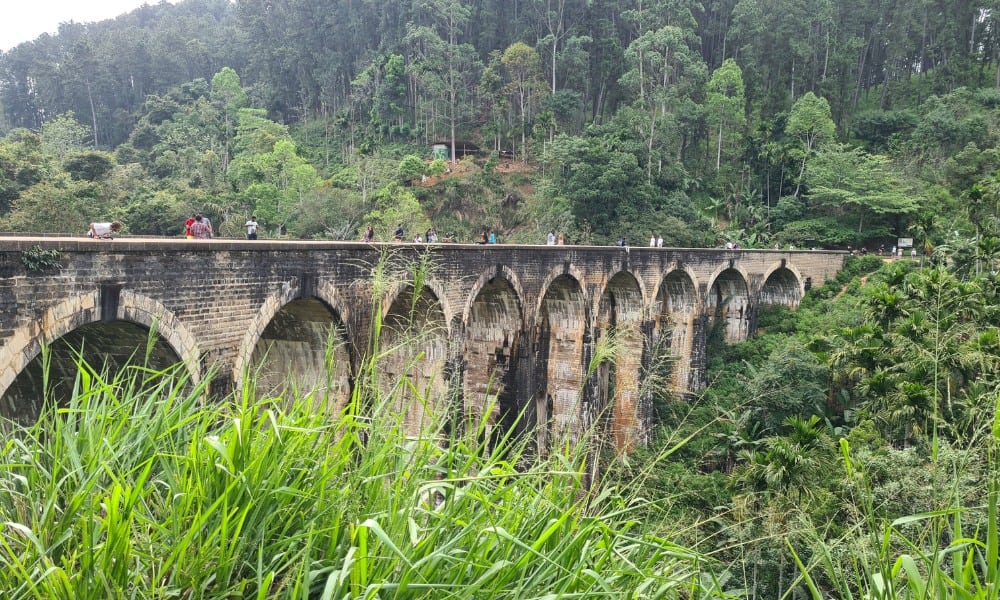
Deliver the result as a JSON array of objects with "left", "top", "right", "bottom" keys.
[{"left": 1, "top": 1, "right": 171, "bottom": 52}]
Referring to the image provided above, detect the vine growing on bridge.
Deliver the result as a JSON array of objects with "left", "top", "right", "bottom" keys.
[{"left": 19, "top": 245, "right": 62, "bottom": 273}]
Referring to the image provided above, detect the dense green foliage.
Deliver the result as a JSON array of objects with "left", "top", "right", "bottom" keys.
[
  {"left": 1, "top": 0, "right": 999, "bottom": 245},
  {"left": 613, "top": 251, "right": 1000, "bottom": 598}
]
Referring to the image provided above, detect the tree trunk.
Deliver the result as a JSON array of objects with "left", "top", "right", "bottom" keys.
[
  {"left": 853, "top": 32, "right": 875, "bottom": 109},
  {"left": 520, "top": 90, "right": 528, "bottom": 162},
  {"left": 790, "top": 57, "right": 795, "bottom": 102},
  {"left": 647, "top": 108, "right": 656, "bottom": 182},
  {"left": 823, "top": 30, "right": 830, "bottom": 81},
  {"left": 86, "top": 78, "right": 99, "bottom": 148},
  {"left": 716, "top": 122, "right": 724, "bottom": 171},
  {"left": 793, "top": 153, "right": 807, "bottom": 198},
  {"left": 551, "top": 38, "right": 558, "bottom": 93}
]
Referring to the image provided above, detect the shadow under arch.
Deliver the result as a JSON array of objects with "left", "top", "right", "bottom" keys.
[
  {"left": 462, "top": 267, "right": 526, "bottom": 445},
  {"left": 654, "top": 267, "right": 701, "bottom": 395},
  {"left": 535, "top": 272, "right": 588, "bottom": 451},
  {"left": 118, "top": 290, "right": 202, "bottom": 383},
  {"left": 595, "top": 270, "right": 646, "bottom": 452},
  {"left": 235, "top": 280, "right": 354, "bottom": 414},
  {"left": 1, "top": 291, "right": 199, "bottom": 423},
  {"left": 759, "top": 262, "right": 805, "bottom": 308},
  {"left": 706, "top": 267, "right": 752, "bottom": 343},
  {"left": 532, "top": 263, "right": 589, "bottom": 324},
  {"left": 380, "top": 272, "right": 455, "bottom": 328},
  {"left": 461, "top": 265, "right": 527, "bottom": 326}
]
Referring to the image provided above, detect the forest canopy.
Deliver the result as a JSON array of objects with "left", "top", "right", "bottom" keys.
[{"left": 0, "top": 0, "right": 998, "bottom": 246}]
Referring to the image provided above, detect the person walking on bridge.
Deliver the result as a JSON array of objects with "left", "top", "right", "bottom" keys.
[{"left": 190, "top": 215, "right": 211, "bottom": 240}]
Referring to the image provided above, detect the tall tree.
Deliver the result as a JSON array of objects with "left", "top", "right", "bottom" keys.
[
  {"left": 210, "top": 67, "right": 247, "bottom": 174},
  {"left": 532, "top": 0, "right": 589, "bottom": 93},
  {"left": 729, "top": 0, "right": 834, "bottom": 115},
  {"left": 620, "top": 25, "right": 707, "bottom": 181},
  {"left": 479, "top": 50, "right": 510, "bottom": 153},
  {"left": 406, "top": 0, "right": 480, "bottom": 162},
  {"left": 786, "top": 91, "right": 834, "bottom": 198},
  {"left": 0, "top": 130, "right": 50, "bottom": 215},
  {"left": 706, "top": 58, "right": 746, "bottom": 171},
  {"left": 40, "top": 112, "right": 91, "bottom": 160},
  {"left": 804, "top": 143, "right": 920, "bottom": 236},
  {"left": 501, "top": 42, "right": 547, "bottom": 161}
]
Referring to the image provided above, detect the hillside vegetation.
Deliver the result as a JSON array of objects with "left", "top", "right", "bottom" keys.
[{"left": 0, "top": 0, "right": 998, "bottom": 246}]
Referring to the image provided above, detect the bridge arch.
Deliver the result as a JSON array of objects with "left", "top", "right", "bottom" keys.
[
  {"left": 378, "top": 281, "right": 452, "bottom": 436},
  {"left": 759, "top": 261, "right": 805, "bottom": 308},
  {"left": 595, "top": 270, "right": 646, "bottom": 450},
  {"left": 118, "top": 291, "right": 203, "bottom": 381},
  {"left": 462, "top": 265, "right": 527, "bottom": 326},
  {"left": 706, "top": 266, "right": 752, "bottom": 343},
  {"left": 654, "top": 265, "right": 701, "bottom": 312},
  {"left": 0, "top": 291, "right": 199, "bottom": 422},
  {"left": 462, "top": 266, "right": 526, "bottom": 441},
  {"left": 533, "top": 263, "right": 589, "bottom": 324},
  {"left": 236, "top": 279, "right": 354, "bottom": 412},
  {"left": 381, "top": 275, "right": 455, "bottom": 327},
  {"left": 535, "top": 271, "right": 588, "bottom": 450},
  {"left": 654, "top": 267, "right": 701, "bottom": 394}
]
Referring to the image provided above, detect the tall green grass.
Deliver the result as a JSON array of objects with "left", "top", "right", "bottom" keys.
[
  {"left": 0, "top": 358, "right": 732, "bottom": 598},
  {"left": 789, "top": 394, "right": 1000, "bottom": 600},
  {"left": 0, "top": 251, "right": 730, "bottom": 598}
]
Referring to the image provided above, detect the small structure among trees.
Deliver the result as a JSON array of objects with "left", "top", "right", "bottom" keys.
[{"left": 431, "top": 141, "right": 481, "bottom": 161}]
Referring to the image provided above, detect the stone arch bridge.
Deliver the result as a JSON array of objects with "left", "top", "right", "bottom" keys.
[{"left": 0, "top": 238, "right": 844, "bottom": 450}]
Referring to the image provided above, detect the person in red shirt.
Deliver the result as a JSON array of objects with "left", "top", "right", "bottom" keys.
[{"left": 184, "top": 215, "right": 195, "bottom": 239}]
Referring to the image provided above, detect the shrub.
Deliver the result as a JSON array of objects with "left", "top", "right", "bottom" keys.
[{"left": 19, "top": 245, "right": 62, "bottom": 272}]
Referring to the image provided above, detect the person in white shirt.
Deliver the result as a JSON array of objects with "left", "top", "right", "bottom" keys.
[
  {"left": 546, "top": 230, "right": 556, "bottom": 245},
  {"left": 245, "top": 216, "right": 259, "bottom": 240},
  {"left": 656, "top": 236, "right": 663, "bottom": 247},
  {"left": 88, "top": 221, "right": 122, "bottom": 239}
]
